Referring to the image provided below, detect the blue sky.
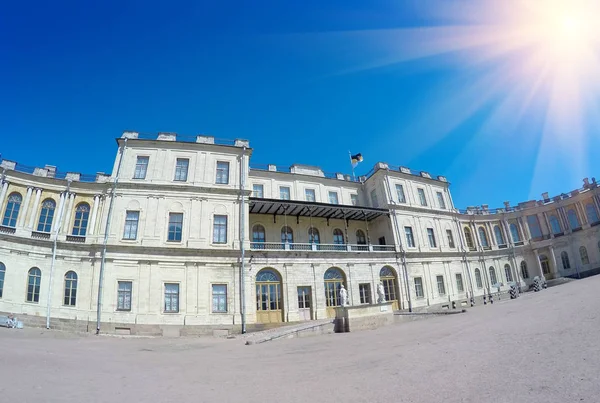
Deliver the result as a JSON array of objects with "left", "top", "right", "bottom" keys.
[{"left": 2, "top": 0, "right": 598, "bottom": 209}]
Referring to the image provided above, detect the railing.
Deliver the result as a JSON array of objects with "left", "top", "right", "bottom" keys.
[
  {"left": 249, "top": 242, "right": 395, "bottom": 252},
  {"left": 31, "top": 231, "right": 51, "bottom": 240},
  {"left": 498, "top": 244, "right": 508, "bottom": 249},
  {"left": 0, "top": 159, "right": 100, "bottom": 183},
  {"left": 514, "top": 241, "right": 524, "bottom": 246},
  {"left": 66, "top": 235, "right": 86, "bottom": 243},
  {"left": 249, "top": 164, "right": 361, "bottom": 183},
  {"left": 0, "top": 225, "right": 16, "bottom": 234},
  {"left": 132, "top": 132, "right": 239, "bottom": 147}
]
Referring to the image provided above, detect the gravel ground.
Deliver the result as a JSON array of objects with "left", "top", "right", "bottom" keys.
[{"left": 1, "top": 275, "right": 599, "bottom": 403}]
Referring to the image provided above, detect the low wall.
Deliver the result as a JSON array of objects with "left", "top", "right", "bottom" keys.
[{"left": 334, "top": 302, "right": 395, "bottom": 332}]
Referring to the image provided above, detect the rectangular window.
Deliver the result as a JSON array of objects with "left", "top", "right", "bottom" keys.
[
  {"left": 213, "top": 215, "right": 228, "bottom": 244},
  {"left": 418, "top": 188, "right": 427, "bottom": 206},
  {"left": 427, "top": 228, "right": 437, "bottom": 248},
  {"left": 436, "top": 192, "right": 446, "bottom": 209},
  {"left": 359, "top": 283, "right": 371, "bottom": 304},
  {"left": 133, "top": 156, "right": 149, "bottom": 179},
  {"left": 414, "top": 277, "right": 424, "bottom": 298},
  {"left": 396, "top": 184, "right": 406, "bottom": 203},
  {"left": 350, "top": 194, "right": 358, "bottom": 206},
  {"left": 328, "top": 191, "right": 339, "bottom": 205},
  {"left": 305, "top": 189, "right": 316, "bottom": 202},
  {"left": 456, "top": 273, "right": 464, "bottom": 292},
  {"left": 174, "top": 158, "right": 189, "bottom": 181},
  {"left": 164, "top": 283, "right": 180, "bottom": 313},
  {"left": 212, "top": 284, "right": 227, "bottom": 313},
  {"left": 167, "top": 213, "right": 183, "bottom": 242},
  {"left": 446, "top": 230, "right": 455, "bottom": 248},
  {"left": 123, "top": 211, "right": 139, "bottom": 240},
  {"left": 215, "top": 161, "right": 230, "bottom": 184},
  {"left": 117, "top": 281, "right": 132, "bottom": 311},
  {"left": 252, "top": 184, "right": 264, "bottom": 198},
  {"left": 370, "top": 190, "right": 378, "bottom": 208},
  {"left": 280, "top": 186, "right": 291, "bottom": 200},
  {"left": 404, "top": 226, "right": 415, "bottom": 248},
  {"left": 436, "top": 275, "right": 446, "bottom": 295}
]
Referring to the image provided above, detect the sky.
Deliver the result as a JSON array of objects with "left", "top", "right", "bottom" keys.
[{"left": 1, "top": 0, "right": 599, "bottom": 209}]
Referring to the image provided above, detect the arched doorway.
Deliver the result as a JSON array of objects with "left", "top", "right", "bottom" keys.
[
  {"left": 255, "top": 268, "right": 283, "bottom": 324},
  {"left": 380, "top": 266, "right": 400, "bottom": 310},
  {"left": 324, "top": 267, "right": 346, "bottom": 318}
]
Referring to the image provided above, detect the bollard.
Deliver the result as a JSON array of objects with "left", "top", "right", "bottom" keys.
[
  {"left": 483, "top": 294, "right": 487, "bottom": 305},
  {"left": 470, "top": 296, "right": 475, "bottom": 307},
  {"left": 452, "top": 301, "right": 456, "bottom": 309},
  {"left": 489, "top": 293, "right": 494, "bottom": 304}
]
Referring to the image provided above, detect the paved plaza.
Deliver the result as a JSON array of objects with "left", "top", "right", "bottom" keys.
[{"left": 2, "top": 276, "right": 599, "bottom": 403}]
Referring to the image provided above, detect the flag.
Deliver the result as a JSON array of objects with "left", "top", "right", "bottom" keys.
[{"left": 350, "top": 153, "right": 363, "bottom": 168}]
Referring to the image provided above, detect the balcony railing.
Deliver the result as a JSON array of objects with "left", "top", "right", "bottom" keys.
[
  {"left": 31, "top": 231, "right": 51, "bottom": 240},
  {"left": 66, "top": 235, "right": 86, "bottom": 243},
  {"left": 0, "top": 225, "right": 16, "bottom": 234},
  {"left": 249, "top": 242, "right": 396, "bottom": 252}
]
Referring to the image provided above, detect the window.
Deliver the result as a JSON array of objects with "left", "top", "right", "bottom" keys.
[
  {"left": 281, "top": 226, "right": 293, "bottom": 244},
  {"left": 527, "top": 215, "right": 542, "bottom": 238},
  {"left": 474, "top": 268, "right": 483, "bottom": 288},
  {"left": 328, "top": 191, "right": 339, "bottom": 205},
  {"left": 308, "top": 228, "right": 320, "bottom": 243},
  {"left": 446, "top": 230, "right": 455, "bottom": 248},
  {"left": 123, "top": 211, "right": 139, "bottom": 240},
  {"left": 356, "top": 230, "right": 367, "bottom": 245},
  {"left": 436, "top": 275, "right": 446, "bottom": 295},
  {"left": 167, "top": 213, "right": 183, "bottom": 242},
  {"left": 539, "top": 255, "right": 550, "bottom": 274},
  {"left": 561, "top": 251, "right": 570, "bottom": 269},
  {"left": 567, "top": 209, "right": 580, "bottom": 230},
  {"left": 252, "top": 184, "right": 264, "bottom": 198},
  {"left": 494, "top": 225, "right": 505, "bottom": 245},
  {"left": 359, "top": 283, "right": 371, "bottom": 304},
  {"left": 2, "top": 192, "right": 22, "bottom": 227},
  {"left": 549, "top": 215, "right": 562, "bottom": 234},
  {"left": 117, "top": 281, "right": 132, "bottom": 311},
  {"left": 417, "top": 188, "right": 427, "bottom": 206},
  {"left": 213, "top": 215, "right": 228, "bottom": 244},
  {"left": 580, "top": 246, "right": 589, "bottom": 265},
  {"left": 436, "top": 192, "right": 446, "bottom": 209},
  {"left": 252, "top": 225, "right": 266, "bottom": 244},
  {"left": 0, "top": 262, "right": 5, "bottom": 298},
  {"left": 586, "top": 203, "right": 599, "bottom": 224},
  {"left": 455, "top": 273, "right": 464, "bottom": 292},
  {"left": 478, "top": 227, "right": 489, "bottom": 247},
  {"left": 64, "top": 271, "right": 77, "bottom": 306},
  {"left": 404, "top": 226, "right": 415, "bottom": 248},
  {"left": 37, "top": 199, "right": 56, "bottom": 233},
  {"left": 395, "top": 184, "right": 406, "bottom": 203},
  {"left": 510, "top": 223, "right": 521, "bottom": 242},
  {"left": 370, "top": 190, "right": 378, "bottom": 208},
  {"left": 520, "top": 261, "right": 529, "bottom": 279},
  {"left": 489, "top": 266, "right": 498, "bottom": 285},
  {"left": 215, "top": 161, "right": 230, "bottom": 184},
  {"left": 164, "top": 283, "right": 180, "bottom": 313},
  {"left": 414, "top": 277, "right": 424, "bottom": 298},
  {"left": 174, "top": 158, "right": 189, "bottom": 181},
  {"left": 27, "top": 267, "right": 41, "bottom": 303},
  {"left": 427, "top": 228, "right": 437, "bottom": 248},
  {"left": 72, "top": 203, "right": 90, "bottom": 236},
  {"left": 504, "top": 264, "right": 513, "bottom": 282},
  {"left": 305, "top": 189, "right": 316, "bottom": 202},
  {"left": 280, "top": 186, "right": 291, "bottom": 200},
  {"left": 350, "top": 194, "right": 358, "bottom": 206},
  {"left": 212, "top": 284, "right": 227, "bottom": 313},
  {"left": 464, "top": 228, "right": 474, "bottom": 248},
  {"left": 333, "top": 229, "right": 345, "bottom": 245},
  {"left": 133, "top": 156, "right": 149, "bottom": 179}
]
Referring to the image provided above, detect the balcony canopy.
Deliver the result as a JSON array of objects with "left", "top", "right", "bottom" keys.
[{"left": 248, "top": 197, "right": 388, "bottom": 221}]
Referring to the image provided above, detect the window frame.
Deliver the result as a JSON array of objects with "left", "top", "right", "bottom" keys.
[
  {"left": 252, "top": 184, "right": 264, "bottom": 198},
  {"left": 404, "top": 226, "right": 415, "bottom": 248},
  {"left": 167, "top": 212, "right": 184, "bottom": 242},
  {"left": 37, "top": 198, "right": 56, "bottom": 233},
  {"left": 215, "top": 161, "right": 230, "bottom": 185},
  {"left": 2, "top": 192, "right": 22, "bottom": 227},
  {"left": 350, "top": 194, "right": 358, "bottom": 206},
  {"left": 212, "top": 284, "right": 228, "bottom": 313},
  {"left": 305, "top": 189, "right": 316, "bottom": 202},
  {"left": 174, "top": 158, "right": 190, "bottom": 182},
  {"left": 0, "top": 262, "right": 5, "bottom": 298},
  {"left": 117, "top": 281, "right": 133, "bottom": 311},
  {"left": 417, "top": 188, "right": 427, "bottom": 207},
  {"left": 455, "top": 273, "right": 464, "bottom": 293},
  {"left": 279, "top": 186, "right": 291, "bottom": 200},
  {"left": 436, "top": 275, "right": 446, "bottom": 295},
  {"left": 427, "top": 227, "right": 437, "bottom": 248},
  {"left": 26, "top": 267, "right": 42, "bottom": 303},
  {"left": 133, "top": 156, "right": 149, "bottom": 179},
  {"left": 446, "top": 229, "right": 455, "bottom": 248},
  {"left": 164, "top": 283, "right": 180, "bottom": 313},
  {"left": 328, "top": 191, "right": 339, "bottom": 205},
  {"left": 63, "top": 271, "right": 78, "bottom": 306},
  {"left": 436, "top": 191, "right": 446, "bottom": 209},
  {"left": 395, "top": 184, "right": 406, "bottom": 203},
  {"left": 359, "top": 283, "right": 371, "bottom": 304},
  {"left": 414, "top": 277, "right": 424, "bottom": 298},
  {"left": 123, "top": 210, "right": 140, "bottom": 240},
  {"left": 71, "top": 202, "right": 90, "bottom": 236},
  {"left": 213, "top": 215, "right": 228, "bottom": 244}
]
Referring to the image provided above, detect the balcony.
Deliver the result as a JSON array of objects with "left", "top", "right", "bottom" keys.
[
  {"left": 498, "top": 244, "right": 508, "bottom": 249},
  {"left": 249, "top": 242, "right": 395, "bottom": 252},
  {"left": 0, "top": 225, "right": 16, "bottom": 234},
  {"left": 66, "top": 235, "right": 86, "bottom": 243},
  {"left": 31, "top": 231, "right": 51, "bottom": 240}
]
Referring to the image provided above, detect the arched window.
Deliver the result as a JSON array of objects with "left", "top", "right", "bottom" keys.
[
  {"left": 464, "top": 228, "right": 474, "bottom": 248},
  {"left": 324, "top": 267, "right": 346, "bottom": 307},
  {"left": 333, "top": 229, "right": 345, "bottom": 244},
  {"left": 510, "top": 223, "right": 521, "bottom": 242},
  {"left": 37, "top": 199, "right": 56, "bottom": 233},
  {"left": 71, "top": 203, "right": 90, "bottom": 236},
  {"left": 478, "top": 227, "right": 489, "bottom": 247},
  {"left": 255, "top": 269, "right": 282, "bottom": 315},
  {"left": 586, "top": 203, "right": 599, "bottom": 224},
  {"left": 579, "top": 246, "right": 589, "bottom": 265},
  {"left": 489, "top": 266, "right": 497, "bottom": 285},
  {"left": 567, "top": 209, "right": 580, "bottom": 229},
  {"left": 494, "top": 225, "right": 505, "bottom": 245},
  {"left": 281, "top": 226, "right": 293, "bottom": 244},
  {"left": 252, "top": 225, "right": 266, "bottom": 243},
  {"left": 474, "top": 268, "right": 483, "bottom": 288},
  {"left": 308, "top": 228, "right": 320, "bottom": 244},
  {"left": 520, "top": 261, "right": 529, "bottom": 279},
  {"left": 0, "top": 262, "right": 5, "bottom": 298},
  {"left": 27, "top": 267, "right": 41, "bottom": 303},
  {"left": 504, "top": 264, "right": 513, "bottom": 282},
  {"left": 356, "top": 230, "right": 366, "bottom": 245},
  {"left": 549, "top": 215, "right": 562, "bottom": 234},
  {"left": 64, "top": 271, "right": 78, "bottom": 306},
  {"left": 2, "top": 192, "right": 22, "bottom": 227},
  {"left": 561, "top": 251, "right": 571, "bottom": 269}
]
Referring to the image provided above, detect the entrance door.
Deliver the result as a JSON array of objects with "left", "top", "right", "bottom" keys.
[
  {"left": 380, "top": 266, "right": 400, "bottom": 311},
  {"left": 297, "top": 286, "right": 312, "bottom": 321},
  {"left": 324, "top": 267, "right": 346, "bottom": 318},
  {"left": 539, "top": 255, "right": 551, "bottom": 280},
  {"left": 256, "top": 269, "right": 283, "bottom": 324}
]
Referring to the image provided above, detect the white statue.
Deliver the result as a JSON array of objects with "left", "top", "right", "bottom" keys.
[
  {"left": 377, "top": 283, "right": 386, "bottom": 303},
  {"left": 339, "top": 285, "right": 348, "bottom": 306}
]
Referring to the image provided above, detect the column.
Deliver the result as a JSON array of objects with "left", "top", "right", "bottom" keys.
[
  {"left": 61, "top": 193, "right": 76, "bottom": 233},
  {"left": 517, "top": 217, "right": 529, "bottom": 241},
  {"left": 577, "top": 202, "right": 587, "bottom": 225},
  {"left": 502, "top": 219, "right": 513, "bottom": 246},
  {"left": 28, "top": 188, "right": 43, "bottom": 229},
  {"left": 88, "top": 194, "right": 100, "bottom": 235},
  {"left": 0, "top": 180, "right": 9, "bottom": 211},
  {"left": 542, "top": 211, "right": 553, "bottom": 238},
  {"left": 51, "top": 191, "right": 67, "bottom": 233},
  {"left": 548, "top": 246, "right": 558, "bottom": 279},
  {"left": 17, "top": 187, "right": 33, "bottom": 227},
  {"left": 487, "top": 222, "right": 495, "bottom": 246}
]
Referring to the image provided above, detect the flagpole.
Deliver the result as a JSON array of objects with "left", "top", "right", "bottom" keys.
[{"left": 349, "top": 151, "right": 356, "bottom": 182}]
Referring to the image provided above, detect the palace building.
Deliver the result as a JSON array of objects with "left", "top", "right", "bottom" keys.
[{"left": 0, "top": 131, "right": 599, "bottom": 335}]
